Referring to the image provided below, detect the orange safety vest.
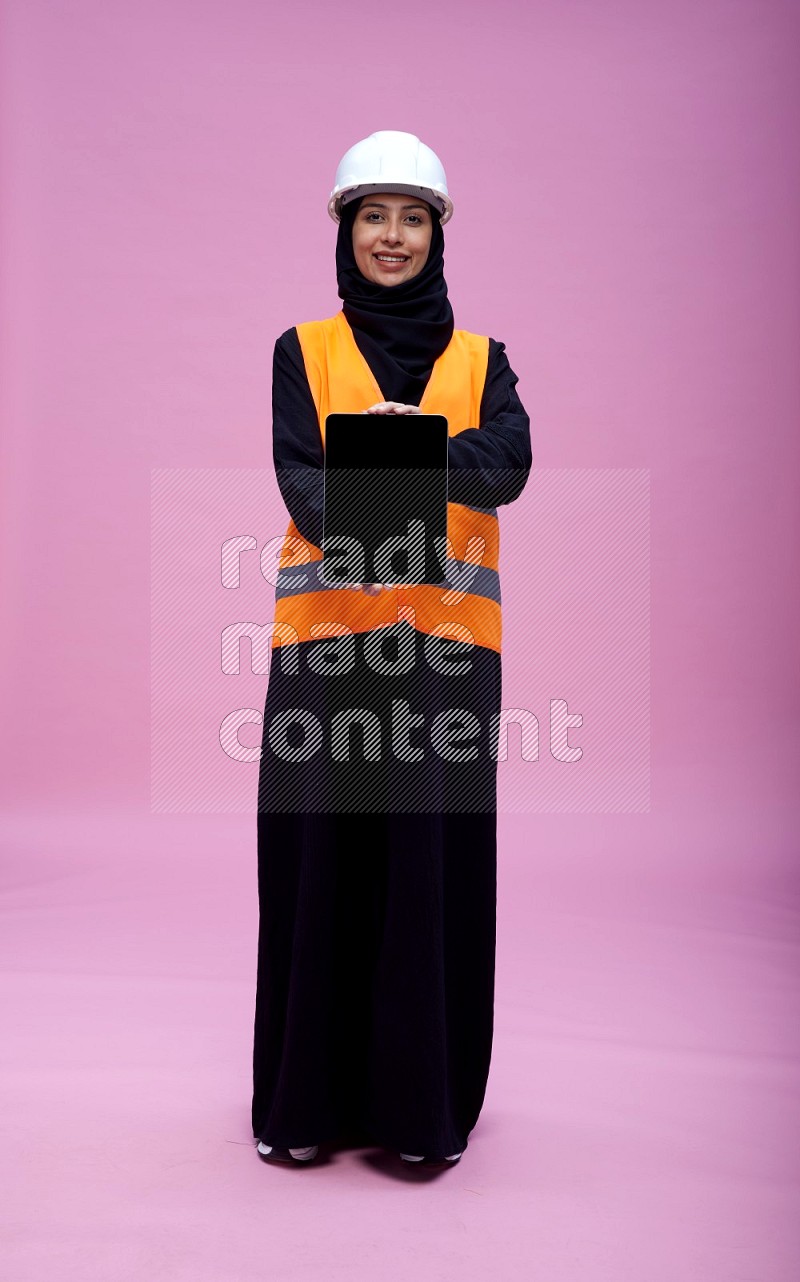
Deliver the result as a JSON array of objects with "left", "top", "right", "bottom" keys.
[{"left": 272, "top": 310, "right": 502, "bottom": 653}]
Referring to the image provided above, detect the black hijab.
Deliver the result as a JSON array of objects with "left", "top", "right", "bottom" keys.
[{"left": 335, "top": 196, "right": 455, "bottom": 406}]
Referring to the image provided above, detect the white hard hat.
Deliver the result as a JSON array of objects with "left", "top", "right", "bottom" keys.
[{"left": 328, "top": 130, "right": 453, "bottom": 225}]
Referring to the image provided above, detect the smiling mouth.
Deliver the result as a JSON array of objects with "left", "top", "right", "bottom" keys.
[{"left": 374, "top": 254, "right": 410, "bottom": 263}]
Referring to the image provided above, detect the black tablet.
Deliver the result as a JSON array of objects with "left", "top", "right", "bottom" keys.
[{"left": 322, "top": 412, "right": 449, "bottom": 588}]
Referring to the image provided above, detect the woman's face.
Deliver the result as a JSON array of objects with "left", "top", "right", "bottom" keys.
[{"left": 351, "top": 193, "right": 434, "bottom": 286}]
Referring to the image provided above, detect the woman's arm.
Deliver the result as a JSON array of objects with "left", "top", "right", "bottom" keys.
[
  {"left": 271, "top": 327, "right": 325, "bottom": 549},
  {"left": 271, "top": 329, "right": 382, "bottom": 594},
  {"left": 446, "top": 339, "right": 532, "bottom": 508}
]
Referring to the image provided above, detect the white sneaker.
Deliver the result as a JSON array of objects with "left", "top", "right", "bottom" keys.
[{"left": 257, "top": 1141, "right": 319, "bottom": 1162}]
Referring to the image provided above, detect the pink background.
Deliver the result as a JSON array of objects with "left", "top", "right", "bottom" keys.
[{"left": 1, "top": 1, "right": 798, "bottom": 1278}]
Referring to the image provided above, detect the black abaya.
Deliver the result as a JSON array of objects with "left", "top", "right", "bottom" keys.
[{"left": 252, "top": 325, "right": 531, "bottom": 1157}]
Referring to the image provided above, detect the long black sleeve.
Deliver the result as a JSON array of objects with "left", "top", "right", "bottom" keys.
[
  {"left": 272, "top": 328, "right": 326, "bottom": 549},
  {"left": 445, "top": 339, "right": 532, "bottom": 508},
  {"left": 270, "top": 329, "right": 532, "bottom": 549}
]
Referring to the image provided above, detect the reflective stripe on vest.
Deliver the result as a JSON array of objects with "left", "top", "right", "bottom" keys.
[{"left": 272, "top": 311, "right": 502, "bottom": 653}]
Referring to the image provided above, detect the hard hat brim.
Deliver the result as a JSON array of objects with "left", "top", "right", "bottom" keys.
[{"left": 328, "top": 182, "right": 453, "bottom": 225}]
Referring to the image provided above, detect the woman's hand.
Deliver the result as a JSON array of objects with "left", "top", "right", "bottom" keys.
[{"left": 361, "top": 402, "right": 422, "bottom": 415}]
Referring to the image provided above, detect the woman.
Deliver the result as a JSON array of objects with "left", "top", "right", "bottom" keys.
[{"left": 252, "top": 131, "right": 531, "bottom": 1169}]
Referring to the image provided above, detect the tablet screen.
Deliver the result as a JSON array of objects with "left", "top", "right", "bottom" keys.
[{"left": 322, "top": 413, "right": 449, "bottom": 587}]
